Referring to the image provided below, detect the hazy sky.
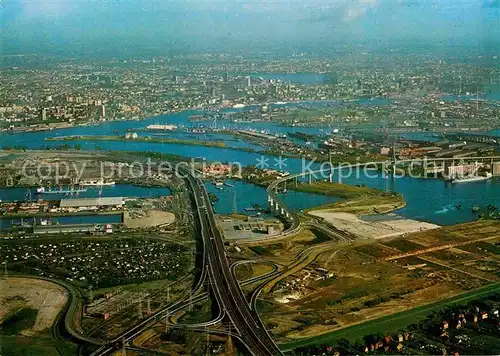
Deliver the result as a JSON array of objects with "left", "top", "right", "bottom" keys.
[{"left": 2, "top": 0, "right": 499, "bottom": 55}]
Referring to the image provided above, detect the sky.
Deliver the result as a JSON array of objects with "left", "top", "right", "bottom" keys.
[{"left": 1, "top": 0, "right": 499, "bottom": 56}]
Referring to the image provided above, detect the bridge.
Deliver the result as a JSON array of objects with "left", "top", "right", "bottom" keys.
[
  {"left": 64, "top": 155, "right": 500, "bottom": 354},
  {"left": 187, "top": 172, "right": 283, "bottom": 355},
  {"left": 266, "top": 156, "right": 500, "bottom": 237}
]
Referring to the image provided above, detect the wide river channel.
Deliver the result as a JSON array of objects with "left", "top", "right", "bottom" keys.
[{"left": 1, "top": 100, "right": 499, "bottom": 226}]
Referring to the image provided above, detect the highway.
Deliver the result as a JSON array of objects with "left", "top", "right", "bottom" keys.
[
  {"left": 186, "top": 171, "right": 284, "bottom": 355},
  {"left": 177, "top": 156, "right": 500, "bottom": 355},
  {"left": 83, "top": 156, "right": 500, "bottom": 354},
  {"left": 47, "top": 154, "right": 500, "bottom": 354},
  {"left": 87, "top": 164, "right": 283, "bottom": 355}
]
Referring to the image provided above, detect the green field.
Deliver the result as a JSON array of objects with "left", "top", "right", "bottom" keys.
[
  {"left": 249, "top": 245, "right": 275, "bottom": 257},
  {"left": 292, "top": 181, "right": 383, "bottom": 199},
  {"left": 1, "top": 308, "right": 38, "bottom": 336},
  {"left": 1, "top": 307, "right": 78, "bottom": 356},
  {"left": 280, "top": 282, "right": 500, "bottom": 351},
  {"left": 290, "top": 181, "right": 404, "bottom": 214},
  {"left": 1, "top": 332, "right": 77, "bottom": 356},
  {"left": 46, "top": 135, "right": 228, "bottom": 148}
]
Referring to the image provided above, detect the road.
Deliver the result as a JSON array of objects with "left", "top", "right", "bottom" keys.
[
  {"left": 85, "top": 163, "right": 282, "bottom": 355},
  {"left": 186, "top": 171, "right": 283, "bottom": 355},
  {"left": 27, "top": 153, "right": 500, "bottom": 354},
  {"left": 281, "top": 281, "right": 500, "bottom": 351},
  {"left": 265, "top": 156, "right": 500, "bottom": 240}
]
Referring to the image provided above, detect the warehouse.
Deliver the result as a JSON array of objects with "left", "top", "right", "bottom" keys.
[
  {"left": 33, "top": 223, "right": 99, "bottom": 235},
  {"left": 59, "top": 197, "right": 125, "bottom": 211}
]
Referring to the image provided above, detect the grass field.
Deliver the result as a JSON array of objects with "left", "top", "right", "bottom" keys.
[
  {"left": 46, "top": 135, "right": 228, "bottom": 148},
  {"left": 292, "top": 181, "right": 405, "bottom": 215},
  {"left": 1, "top": 308, "right": 38, "bottom": 336},
  {"left": 292, "top": 181, "right": 384, "bottom": 199},
  {"left": 280, "top": 282, "right": 500, "bottom": 351},
  {"left": 249, "top": 245, "right": 276, "bottom": 257},
  {"left": 1, "top": 332, "right": 78, "bottom": 356}
]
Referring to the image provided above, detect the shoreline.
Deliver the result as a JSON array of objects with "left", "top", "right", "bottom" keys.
[
  {"left": 294, "top": 181, "right": 439, "bottom": 239},
  {"left": 45, "top": 135, "right": 228, "bottom": 148},
  {"left": 308, "top": 210, "right": 440, "bottom": 239}
]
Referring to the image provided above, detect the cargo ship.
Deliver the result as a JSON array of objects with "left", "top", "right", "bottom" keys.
[
  {"left": 36, "top": 186, "right": 88, "bottom": 194},
  {"left": 79, "top": 179, "right": 115, "bottom": 186},
  {"left": 451, "top": 173, "right": 492, "bottom": 184}
]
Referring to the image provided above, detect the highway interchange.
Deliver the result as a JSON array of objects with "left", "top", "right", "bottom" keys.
[
  {"left": 60, "top": 155, "right": 500, "bottom": 355},
  {"left": 188, "top": 171, "right": 283, "bottom": 355},
  {"left": 85, "top": 166, "right": 283, "bottom": 355}
]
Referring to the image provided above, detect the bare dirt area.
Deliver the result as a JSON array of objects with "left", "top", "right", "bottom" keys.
[
  {"left": 0, "top": 277, "right": 68, "bottom": 335},
  {"left": 259, "top": 221, "right": 500, "bottom": 342},
  {"left": 407, "top": 220, "right": 500, "bottom": 247},
  {"left": 308, "top": 211, "right": 439, "bottom": 239},
  {"left": 124, "top": 209, "right": 175, "bottom": 228}
]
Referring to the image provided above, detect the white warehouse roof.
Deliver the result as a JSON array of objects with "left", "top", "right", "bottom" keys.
[{"left": 60, "top": 197, "right": 124, "bottom": 208}]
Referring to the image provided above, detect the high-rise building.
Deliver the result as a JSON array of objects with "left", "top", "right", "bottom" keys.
[
  {"left": 41, "top": 108, "right": 47, "bottom": 121},
  {"left": 101, "top": 105, "right": 106, "bottom": 118},
  {"left": 246, "top": 76, "right": 251, "bottom": 87}
]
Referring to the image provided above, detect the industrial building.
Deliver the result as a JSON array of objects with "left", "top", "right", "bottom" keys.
[
  {"left": 59, "top": 197, "right": 125, "bottom": 211},
  {"left": 33, "top": 223, "right": 99, "bottom": 235},
  {"left": 493, "top": 162, "right": 500, "bottom": 176},
  {"left": 219, "top": 216, "right": 283, "bottom": 240}
]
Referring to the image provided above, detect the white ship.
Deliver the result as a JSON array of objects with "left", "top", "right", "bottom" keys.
[
  {"left": 37, "top": 186, "right": 88, "bottom": 194},
  {"left": 146, "top": 124, "right": 177, "bottom": 131},
  {"left": 79, "top": 179, "right": 115, "bottom": 186},
  {"left": 451, "top": 173, "right": 492, "bottom": 184}
]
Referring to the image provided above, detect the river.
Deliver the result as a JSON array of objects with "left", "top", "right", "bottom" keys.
[
  {"left": 0, "top": 100, "right": 499, "bottom": 226},
  {"left": 0, "top": 184, "right": 171, "bottom": 202},
  {"left": 0, "top": 184, "right": 170, "bottom": 230}
]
